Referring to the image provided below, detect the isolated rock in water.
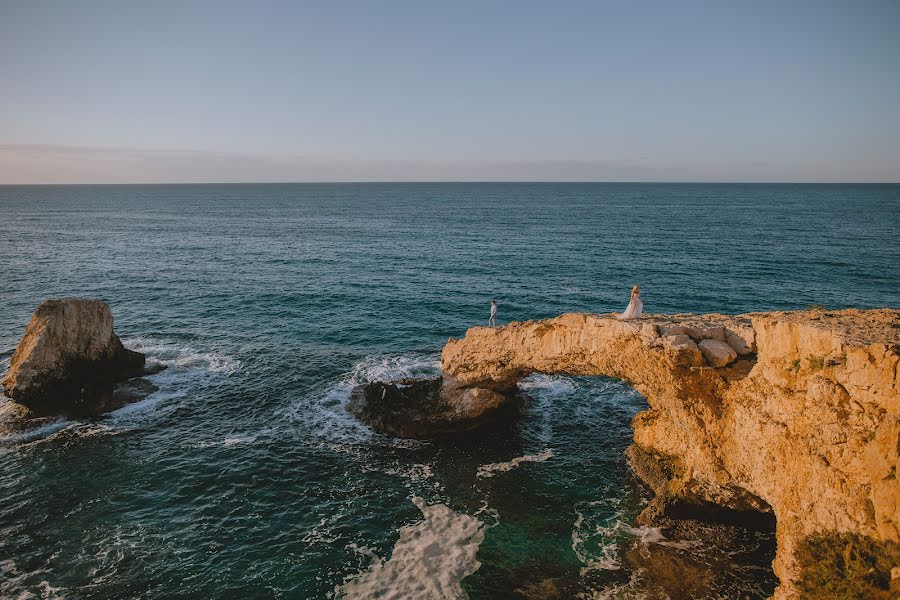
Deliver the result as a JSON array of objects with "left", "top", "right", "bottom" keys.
[
  {"left": 1, "top": 299, "right": 146, "bottom": 415},
  {"left": 698, "top": 339, "right": 738, "bottom": 367},
  {"left": 347, "top": 376, "right": 523, "bottom": 438}
]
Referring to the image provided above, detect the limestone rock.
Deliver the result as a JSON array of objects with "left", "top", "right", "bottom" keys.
[
  {"left": 2, "top": 299, "right": 146, "bottom": 415},
  {"left": 698, "top": 338, "right": 738, "bottom": 367},
  {"left": 436, "top": 308, "right": 900, "bottom": 598},
  {"left": 347, "top": 377, "right": 523, "bottom": 438},
  {"left": 725, "top": 324, "right": 756, "bottom": 355}
]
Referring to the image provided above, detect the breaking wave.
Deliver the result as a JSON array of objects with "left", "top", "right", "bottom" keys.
[
  {"left": 108, "top": 336, "right": 240, "bottom": 423},
  {"left": 279, "top": 354, "right": 440, "bottom": 447},
  {"left": 0, "top": 337, "right": 239, "bottom": 446}
]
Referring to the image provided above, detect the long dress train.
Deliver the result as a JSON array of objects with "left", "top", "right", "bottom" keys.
[{"left": 617, "top": 294, "right": 643, "bottom": 320}]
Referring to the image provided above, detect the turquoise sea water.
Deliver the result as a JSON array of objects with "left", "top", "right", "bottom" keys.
[{"left": 1, "top": 183, "right": 898, "bottom": 599}]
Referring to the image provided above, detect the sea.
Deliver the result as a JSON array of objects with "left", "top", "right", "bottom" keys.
[{"left": 1, "top": 183, "right": 898, "bottom": 599}]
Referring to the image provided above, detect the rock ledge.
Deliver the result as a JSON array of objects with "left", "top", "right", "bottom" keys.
[{"left": 437, "top": 308, "right": 899, "bottom": 598}]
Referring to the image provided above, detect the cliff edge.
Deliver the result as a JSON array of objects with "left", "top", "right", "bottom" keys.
[{"left": 440, "top": 308, "right": 899, "bottom": 597}]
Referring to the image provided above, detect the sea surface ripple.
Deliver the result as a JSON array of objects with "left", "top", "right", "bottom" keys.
[{"left": 1, "top": 183, "right": 897, "bottom": 598}]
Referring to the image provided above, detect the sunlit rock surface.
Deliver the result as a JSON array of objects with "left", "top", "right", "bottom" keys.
[
  {"left": 2, "top": 299, "right": 147, "bottom": 416},
  {"left": 439, "top": 308, "right": 899, "bottom": 598}
]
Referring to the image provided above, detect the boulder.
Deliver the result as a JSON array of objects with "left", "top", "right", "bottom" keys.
[
  {"left": 698, "top": 339, "right": 738, "bottom": 367},
  {"left": 2, "top": 299, "right": 147, "bottom": 415},
  {"left": 725, "top": 325, "right": 756, "bottom": 355},
  {"left": 347, "top": 376, "right": 524, "bottom": 438}
]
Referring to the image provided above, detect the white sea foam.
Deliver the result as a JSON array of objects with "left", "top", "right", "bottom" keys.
[
  {"left": 280, "top": 354, "right": 440, "bottom": 448},
  {"left": 476, "top": 448, "right": 554, "bottom": 478},
  {"left": 106, "top": 337, "right": 239, "bottom": 424},
  {"left": 0, "top": 338, "right": 239, "bottom": 446},
  {"left": 222, "top": 435, "right": 257, "bottom": 446},
  {"left": 380, "top": 463, "right": 434, "bottom": 484},
  {"left": 0, "top": 399, "right": 72, "bottom": 446},
  {"left": 572, "top": 499, "right": 690, "bottom": 577},
  {"left": 337, "top": 496, "right": 484, "bottom": 600},
  {"left": 0, "top": 559, "right": 65, "bottom": 599},
  {"left": 517, "top": 373, "right": 578, "bottom": 396},
  {"left": 516, "top": 374, "right": 580, "bottom": 443},
  {"left": 572, "top": 501, "right": 626, "bottom": 572},
  {"left": 122, "top": 337, "right": 240, "bottom": 375}
]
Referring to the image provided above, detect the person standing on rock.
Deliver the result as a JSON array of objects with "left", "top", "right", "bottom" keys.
[
  {"left": 489, "top": 300, "right": 498, "bottom": 327},
  {"left": 617, "top": 286, "right": 643, "bottom": 320}
]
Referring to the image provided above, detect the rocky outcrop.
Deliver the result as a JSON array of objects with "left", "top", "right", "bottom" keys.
[
  {"left": 347, "top": 377, "right": 525, "bottom": 438},
  {"left": 2, "top": 299, "right": 147, "bottom": 415},
  {"left": 439, "top": 309, "right": 900, "bottom": 598}
]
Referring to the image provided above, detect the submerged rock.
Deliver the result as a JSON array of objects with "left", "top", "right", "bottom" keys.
[
  {"left": 347, "top": 376, "right": 524, "bottom": 438},
  {"left": 2, "top": 299, "right": 150, "bottom": 416}
]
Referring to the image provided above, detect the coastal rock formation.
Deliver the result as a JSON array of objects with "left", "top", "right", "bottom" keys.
[
  {"left": 439, "top": 309, "right": 900, "bottom": 598},
  {"left": 2, "top": 299, "right": 147, "bottom": 415},
  {"left": 347, "top": 377, "right": 524, "bottom": 438}
]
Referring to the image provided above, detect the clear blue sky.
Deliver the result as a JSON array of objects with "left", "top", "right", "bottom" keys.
[{"left": 1, "top": 0, "right": 899, "bottom": 182}]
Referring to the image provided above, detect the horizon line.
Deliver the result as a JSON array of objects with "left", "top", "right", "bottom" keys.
[{"left": 2, "top": 180, "right": 899, "bottom": 186}]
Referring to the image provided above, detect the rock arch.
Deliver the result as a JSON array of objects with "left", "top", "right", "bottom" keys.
[{"left": 439, "top": 309, "right": 900, "bottom": 598}]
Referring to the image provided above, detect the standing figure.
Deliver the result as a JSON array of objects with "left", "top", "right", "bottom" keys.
[
  {"left": 617, "top": 286, "right": 643, "bottom": 320},
  {"left": 489, "top": 300, "right": 497, "bottom": 327}
]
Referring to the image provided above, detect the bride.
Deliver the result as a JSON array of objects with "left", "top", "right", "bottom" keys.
[{"left": 617, "top": 285, "right": 643, "bottom": 320}]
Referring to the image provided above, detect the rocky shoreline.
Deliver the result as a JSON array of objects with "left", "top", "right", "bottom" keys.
[
  {"left": 3, "top": 300, "right": 897, "bottom": 597},
  {"left": 349, "top": 308, "right": 899, "bottom": 598}
]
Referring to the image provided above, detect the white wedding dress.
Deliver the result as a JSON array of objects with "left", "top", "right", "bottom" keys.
[{"left": 618, "top": 293, "right": 643, "bottom": 320}]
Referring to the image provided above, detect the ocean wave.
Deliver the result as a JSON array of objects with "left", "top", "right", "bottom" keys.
[
  {"left": 192, "top": 434, "right": 259, "bottom": 449},
  {"left": 516, "top": 374, "right": 579, "bottom": 444},
  {"left": 0, "top": 338, "right": 239, "bottom": 446},
  {"left": 476, "top": 448, "right": 554, "bottom": 478},
  {"left": 279, "top": 354, "right": 439, "bottom": 448},
  {"left": 106, "top": 336, "right": 240, "bottom": 423},
  {"left": 337, "top": 496, "right": 484, "bottom": 600},
  {"left": 346, "top": 355, "right": 441, "bottom": 384},
  {"left": 572, "top": 498, "right": 690, "bottom": 577},
  {"left": 517, "top": 373, "right": 579, "bottom": 396},
  {"left": 0, "top": 559, "right": 67, "bottom": 600},
  {"left": 0, "top": 398, "right": 72, "bottom": 447},
  {"left": 572, "top": 500, "right": 627, "bottom": 572},
  {"left": 122, "top": 336, "right": 240, "bottom": 375}
]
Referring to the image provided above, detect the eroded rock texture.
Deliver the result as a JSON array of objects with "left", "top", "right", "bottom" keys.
[
  {"left": 440, "top": 309, "right": 899, "bottom": 598},
  {"left": 2, "top": 299, "right": 146, "bottom": 415},
  {"left": 347, "top": 377, "right": 525, "bottom": 438}
]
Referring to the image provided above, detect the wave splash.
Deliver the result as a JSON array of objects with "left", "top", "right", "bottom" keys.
[
  {"left": 108, "top": 336, "right": 239, "bottom": 421},
  {"left": 0, "top": 337, "right": 238, "bottom": 446},
  {"left": 279, "top": 354, "right": 440, "bottom": 447}
]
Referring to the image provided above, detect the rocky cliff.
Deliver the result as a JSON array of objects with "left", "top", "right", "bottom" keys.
[
  {"left": 2, "top": 299, "right": 146, "bottom": 415},
  {"left": 440, "top": 309, "right": 899, "bottom": 598}
]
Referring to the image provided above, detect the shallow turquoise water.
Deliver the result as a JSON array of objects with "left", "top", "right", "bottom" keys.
[{"left": 1, "top": 183, "right": 898, "bottom": 599}]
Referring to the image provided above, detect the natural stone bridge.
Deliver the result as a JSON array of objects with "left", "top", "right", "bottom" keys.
[{"left": 439, "top": 309, "right": 899, "bottom": 598}]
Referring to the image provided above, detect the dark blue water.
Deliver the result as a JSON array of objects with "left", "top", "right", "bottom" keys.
[{"left": 1, "top": 183, "right": 898, "bottom": 599}]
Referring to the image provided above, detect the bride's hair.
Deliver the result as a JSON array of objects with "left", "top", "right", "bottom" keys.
[{"left": 632, "top": 285, "right": 640, "bottom": 294}]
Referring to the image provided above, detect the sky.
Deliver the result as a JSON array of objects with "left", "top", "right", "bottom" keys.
[{"left": 1, "top": 0, "right": 899, "bottom": 183}]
